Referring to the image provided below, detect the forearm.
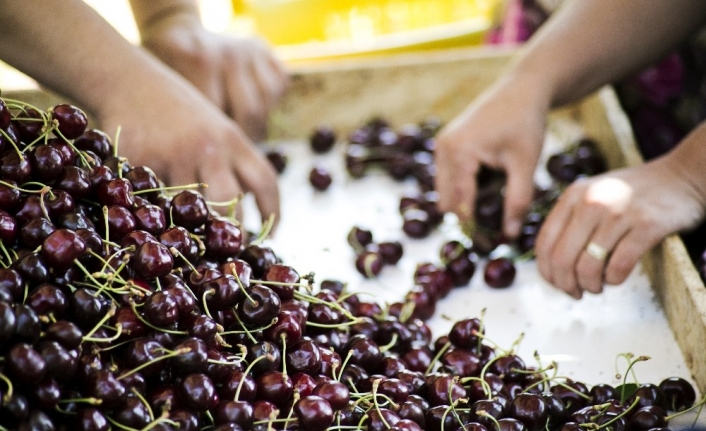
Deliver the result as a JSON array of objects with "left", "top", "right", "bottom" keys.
[
  {"left": 0, "top": 0, "right": 198, "bottom": 121},
  {"left": 507, "top": 0, "right": 706, "bottom": 107},
  {"left": 129, "top": 0, "right": 201, "bottom": 35},
  {"left": 662, "top": 122, "right": 706, "bottom": 211}
]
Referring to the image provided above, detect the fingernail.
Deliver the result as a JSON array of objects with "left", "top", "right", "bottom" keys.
[{"left": 505, "top": 219, "right": 521, "bottom": 238}]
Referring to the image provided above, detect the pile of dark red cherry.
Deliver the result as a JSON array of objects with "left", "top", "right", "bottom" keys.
[{"left": 0, "top": 96, "right": 698, "bottom": 431}]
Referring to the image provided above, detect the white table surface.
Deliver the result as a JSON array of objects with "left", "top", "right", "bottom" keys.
[{"left": 242, "top": 136, "right": 703, "bottom": 427}]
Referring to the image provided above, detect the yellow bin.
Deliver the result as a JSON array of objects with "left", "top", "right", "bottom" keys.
[{"left": 233, "top": 0, "right": 502, "bottom": 62}]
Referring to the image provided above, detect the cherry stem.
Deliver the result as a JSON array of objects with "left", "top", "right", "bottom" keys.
[
  {"left": 53, "top": 127, "right": 92, "bottom": 167},
  {"left": 336, "top": 350, "right": 354, "bottom": 382},
  {"left": 371, "top": 379, "right": 392, "bottom": 428},
  {"left": 128, "top": 299, "right": 188, "bottom": 336},
  {"left": 132, "top": 182, "right": 207, "bottom": 195},
  {"left": 0, "top": 240, "right": 13, "bottom": 267},
  {"left": 378, "top": 333, "right": 398, "bottom": 354},
  {"left": 235, "top": 354, "right": 274, "bottom": 401},
  {"left": 280, "top": 333, "right": 288, "bottom": 376},
  {"left": 592, "top": 396, "right": 641, "bottom": 431},
  {"left": 220, "top": 317, "right": 278, "bottom": 335},
  {"left": 0, "top": 128, "right": 24, "bottom": 160},
  {"left": 131, "top": 387, "right": 155, "bottom": 422},
  {"left": 57, "top": 397, "right": 102, "bottom": 405},
  {"left": 460, "top": 376, "right": 493, "bottom": 401},
  {"left": 229, "top": 267, "right": 257, "bottom": 305},
  {"left": 82, "top": 302, "right": 117, "bottom": 340},
  {"left": 231, "top": 306, "right": 257, "bottom": 344},
  {"left": 112, "top": 126, "right": 121, "bottom": 158},
  {"left": 0, "top": 180, "right": 46, "bottom": 194},
  {"left": 665, "top": 392, "right": 706, "bottom": 422},
  {"left": 72, "top": 259, "right": 114, "bottom": 298},
  {"left": 169, "top": 247, "right": 198, "bottom": 273},
  {"left": 201, "top": 289, "right": 215, "bottom": 319},
  {"left": 618, "top": 354, "right": 650, "bottom": 403},
  {"left": 0, "top": 372, "right": 13, "bottom": 403},
  {"left": 251, "top": 213, "right": 276, "bottom": 245},
  {"left": 83, "top": 323, "right": 123, "bottom": 343},
  {"left": 106, "top": 415, "right": 140, "bottom": 431},
  {"left": 283, "top": 391, "right": 300, "bottom": 431},
  {"left": 306, "top": 319, "right": 362, "bottom": 329},
  {"left": 425, "top": 340, "right": 451, "bottom": 375},
  {"left": 118, "top": 347, "right": 190, "bottom": 380}
]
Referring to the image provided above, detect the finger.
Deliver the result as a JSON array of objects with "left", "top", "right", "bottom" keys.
[
  {"left": 502, "top": 153, "right": 536, "bottom": 238},
  {"left": 225, "top": 67, "right": 268, "bottom": 143},
  {"left": 252, "top": 53, "right": 288, "bottom": 109},
  {"left": 199, "top": 156, "right": 244, "bottom": 221},
  {"left": 575, "top": 216, "right": 631, "bottom": 294},
  {"left": 433, "top": 135, "right": 479, "bottom": 222},
  {"left": 604, "top": 227, "right": 662, "bottom": 286},
  {"left": 535, "top": 184, "right": 582, "bottom": 288},
  {"left": 228, "top": 131, "right": 281, "bottom": 229}
]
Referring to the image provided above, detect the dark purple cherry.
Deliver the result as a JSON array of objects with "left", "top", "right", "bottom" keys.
[
  {"left": 143, "top": 290, "right": 179, "bottom": 326},
  {"left": 658, "top": 376, "right": 696, "bottom": 411},
  {"left": 379, "top": 241, "right": 404, "bottom": 265},
  {"left": 98, "top": 178, "right": 135, "bottom": 208},
  {"left": 265, "top": 148, "right": 288, "bottom": 173},
  {"left": 510, "top": 393, "right": 547, "bottom": 431},
  {"left": 426, "top": 374, "right": 467, "bottom": 407},
  {"left": 205, "top": 216, "right": 243, "bottom": 258},
  {"left": 294, "top": 395, "right": 334, "bottom": 431},
  {"left": 75, "top": 407, "right": 110, "bottom": 431},
  {"left": 402, "top": 208, "right": 432, "bottom": 238},
  {"left": 133, "top": 204, "right": 166, "bottom": 234},
  {"left": 20, "top": 217, "right": 56, "bottom": 249},
  {"left": 26, "top": 282, "right": 68, "bottom": 317},
  {"left": 201, "top": 274, "right": 241, "bottom": 311},
  {"left": 42, "top": 228, "right": 86, "bottom": 269},
  {"left": 29, "top": 145, "right": 64, "bottom": 182},
  {"left": 256, "top": 371, "right": 293, "bottom": 407},
  {"left": 312, "top": 380, "right": 350, "bottom": 410},
  {"left": 43, "top": 189, "right": 75, "bottom": 217},
  {"left": 484, "top": 258, "right": 516, "bottom": 288},
  {"left": 74, "top": 128, "right": 113, "bottom": 159},
  {"left": 347, "top": 226, "right": 373, "bottom": 252},
  {"left": 179, "top": 373, "right": 218, "bottom": 411},
  {"left": 238, "top": 244, "right": 277, "bottom": 278},
  {"left": 214, "top": 400, "right": 254, "bottom": 428},
  {"left": 0, "top": 209, "right": 18, "bottom": 243},
  {"left": 367, "top": 408, "right": 401, "bottom": 431},
  {"left": 86, "top": 369, "right": 126, "bottom": 408},
  {"left": 55, "top": 165, "right": 91, "bottom": 199},
  {"left": 160, "top": 226, "right": 199, "bottom": 263},
  {"left": 310, "top": 125, "right": 336, "bottom": 153},
  {"left": 133, "top": 241, "right": 173, "bottom": 278},
  {"left": 13, "top": 251, "right": 50, "bottom": 283},
  {"left": 448, "top": 317, "right": 483, "bottom": 349},
  {"left": 238, "top": 284, "right": 281, "bottom": 327},
  {"left": 105, "top": 205, "right": 137, "bottom": 239},
  {"left": 51, "top": 104, "right": 87, "bottom": 139},
  {"left": 355, "top": 250, "right": 383, "bottom": 278},
  {"left": 309, "top": 165, "right": 333, "bottom": 191},
  {"left": 629, "top": 405, "right": 667, "bottom": 431},
  {"left": 172, "top": 190, "right": 209, "bottom": 230},
  {"left": 113, "top": 397, "right": 151, "bottom": 429},
  {"left": 627, "top": 383, "right": 667, "bottom": 410}
]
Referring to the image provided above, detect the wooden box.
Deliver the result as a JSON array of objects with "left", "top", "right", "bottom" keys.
[{"left": 7, "top": 46, "right": 706, "bottom": 392}]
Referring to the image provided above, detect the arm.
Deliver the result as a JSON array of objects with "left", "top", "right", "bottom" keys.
[
  {"left": 0, "top": 0, "right": 279, "bottom": 223},
  {"left": 128, "top": 0, "right": 289, "bottom": 142},
  {"left": 435, "top": 0, "right": 706, "bottom": 236}
]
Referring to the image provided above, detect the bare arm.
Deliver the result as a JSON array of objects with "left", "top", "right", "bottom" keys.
[
  {"left": 514, "top": 0, "right": 706, "bottom": 107},
  {"left": 0, "top": 0, "right": 280, "bottom": 223}
]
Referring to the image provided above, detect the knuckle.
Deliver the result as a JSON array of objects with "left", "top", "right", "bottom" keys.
[{"left": 605, "top": 258, "right": 633, "bottom": 284}]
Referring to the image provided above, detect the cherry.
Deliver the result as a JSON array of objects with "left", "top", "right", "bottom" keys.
[
  {"left": 0, "top": 179, "right": 21, "bottom": 209},
  {"left": 448, "top": 317, "right": 484, "bottom": 349},
  {"left": 26, "top": 282, "right": 68, "bottom": 317},
  {"left": 172, "top": 190, "right": 209, "bottom": 230},
  {"left": 0, "top": 99, "right": 12, "bottom": 129},
  {"left": 426, "top": 374, "right": 467, "bottom": 407},
  {"left": 550, "top": 380, "right": 589, "bottom": 413},
  {"left": 265, "top": 148, "right": 288, "bottom": 174},
  {"left": 113, "top": 396, "right": 152, "bottom": 429},
  {"left": 510, "top": 393, "right": 548, "bottom": 431},
  {"left": 294, "top": 395, "right": 334, "bottom": 431},
  {"left": 214, "top": 400, "right": 254, "bottom": 428},
  {"left": 133, "top": 241, "right": 174, "bottom": 278},
  {"left": 347, "top": 226, "right": 373, "bottom": 252},
  {"left": 312, "top": 380, "right": 350, "bottom": 410},
  {"left": 74, "top": 128, "right": 113, "bottom": 159},
  {"left": 588, "top": 383, "right": 617, "bottom": 404},
  {"left": 13, "top": 251, "right": 51, "bottom": 284},
  {"left": 379, "top": 241, "right": 404, "bottom": 265},
  {"left": 143, "top": 290, "right": 180, "bottom": 326},
  {"left": 256, "top": 370, "right": 293, "bottom": 407},
  {"left": 0, "top": 209, "right": 18, "bottom": 243},
  {"left": 469, "top": 398, "right": 505, "bottom": 428},
  {"left": 310, "top": 125, "right": 336, "bottom": 153},
  {"left": 401, "top": 345, "right": 434, "bottom": 374},
  {"left": 17, "top": 410, "right": 56, "bottom": 431},
  {"left": 441, "top": 349, "right": 481, "bottom": 377},
  {"left": 629, "top": 405, "right": 667, "bottom": 431},
  {"left": 220, "top": 370, "right": 257, "bottom": 402},
  {"left": 0, "top": 151, "right": 32, "bottom": 183},
  {"left": 105, "top": 205, "right": 137, "bottom": 239},
  {"left": 7, "top": 343, "right": 46, "bottom": 384},
  {"left": 355, "top": 250, "right": 384, "bottom": 278},
  {"left": 51, "top": 104, "right": 87, "bottom": 139},
  {"left": 402, "top": 208, "right": 432, "bottom": 238},
  {"left": 239, "top": 244, "right": 277, "bottom": 278},
  {"left": 69, "top": 287, "right": 111, "bottom": 329},
  {"left": 74, "top": 406, "right": 110, "bottom": 431},
  {"left": 484, "top": 258, "right": 517, "bottom": 288},
  {"left": 41, "top": 228, "right": 86, "bottom": 270},
  {"left": 658, "top": 376, "right": 696, "bottom": 411},
  {"left": 44, "top": 189, "right": 75, "bottom": 217},
  {"left": 367, "top": 407, "right": 401, "bottom": 431},
  {"left": 171, "top": 337, "right": 208, "bottom": 374},
  {"left": 246, "top": 341, "right": 282, "bottom": 376},
  {"left": 55, "top": 165, "right": 91, "bottom": 199},
  {"left": 178, "top": 373, "right": 218, "bottom": 411},
  {"left": 309, "top": 165, "right": 333, "bottom": 191},
  {"left": 205, "top": 216, "right": 243, "bottom": 259},
  {"left": 160, "top": 226, "right": 199, "bottom": 264},
  {"left": 29, "top": 145, "right": 64, "bottom": 182},
  {"left": 262, "top": 263, "right": 299, "bottom": 301},
  {"left": 239, "top": 284, "right": 281, "bottom": 327},
  {"left": 86, "top": 369, "right": 127, "bottom": 408}
]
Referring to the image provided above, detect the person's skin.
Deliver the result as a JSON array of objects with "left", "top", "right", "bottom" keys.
[
  {"left": 435, "top": 0, "right": 706, "bottom": 298},
  {"left": 0, "top": 0, "right": 280, "bottom": 225},
  {"left": 129, "top": 0, "right": 288, "bottom": 143}
]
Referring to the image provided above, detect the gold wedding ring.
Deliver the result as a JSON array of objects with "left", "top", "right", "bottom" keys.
[{"left": 585, "top": 242, "right": 608, "bottom": 262}]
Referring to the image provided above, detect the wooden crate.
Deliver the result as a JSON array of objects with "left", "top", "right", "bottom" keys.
[
  {"left": 6, "top": 46, "right": 706, "bottom": 392},
  {"left": 275, "top": 47, "right": 706, "bottom": 395}
]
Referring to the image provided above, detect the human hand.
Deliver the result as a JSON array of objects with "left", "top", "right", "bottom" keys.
[
  {"left": 434, "top": 78, "right": 551, "bottom": 238},
  {"left": 534, "top": 157, "right": 706, "bottom": 299},
  {"left": 138, "top": 12, "right": 288, "bottom": 142},
  {"left": 96, "top": 68, "right": 280, "bottom": 225}
]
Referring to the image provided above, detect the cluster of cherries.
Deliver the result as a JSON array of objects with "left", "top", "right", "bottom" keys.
[{"left": 0, "top": 93, "right": 694, "bottom": 431}]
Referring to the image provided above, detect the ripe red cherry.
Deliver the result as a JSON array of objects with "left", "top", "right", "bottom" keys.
[
  {"left": 484, "top": 257, "right": 516, "bottom": 288},
  {"left": 355, "top": 250, "right": 383, "bottom": 278},
  {"left": 205, "top": 216, "right": 243, "bottom": 259},
  {"left": 310, "top": 125, "right": 336, "bottom": 153},
  {"left": 134, "top": 241, "right": 174, "bottom": 279},
  {"left": 42, "top": 229, "right": 86, "bottom": 270},
  {"left": 309, "top": 165, "right": 333, "bottom": 191},
  {"left": 265, "top": 148, "right": 288, "bottom": 174},
  {"left": 294, "top": 395, "right": 334, "bottom": 431},
  {"left": 74, "top": 128, "right": 114, "bottom": 159},
  {"left": 51, "top": 104, "right": 88, "bottom": 139},
  {"left": 172, "top": 190, "right": 209, "bottom": 230},
  {"left": 0, "top": 99, "right": 12, "bottom": 129}
]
